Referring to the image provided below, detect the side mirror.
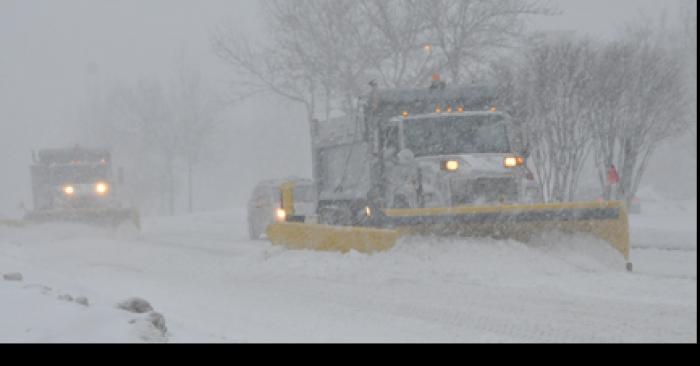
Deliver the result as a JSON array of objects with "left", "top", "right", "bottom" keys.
[{"left": 118, "top": 167, "right": 125, "bottom": 185}]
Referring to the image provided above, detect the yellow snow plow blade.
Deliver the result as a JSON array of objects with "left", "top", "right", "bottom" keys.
[
  {"left": 266, "top": 201, "right": 629, "bottom": 261},
  {"left": 267, "top": 222, "right": 400, "bottom": 254},
  {"left": 385, "top": 200, "right": 630, "bottom": 260}
]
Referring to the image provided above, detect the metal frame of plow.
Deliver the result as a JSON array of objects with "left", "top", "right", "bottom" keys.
[
  {"left": 23, "top": 208, "right": 141, "bottom": 230},
  {"left": 381, "top": 201, "right": 630, "bottom": 261}
]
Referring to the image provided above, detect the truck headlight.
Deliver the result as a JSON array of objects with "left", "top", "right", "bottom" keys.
[
  {"left": 63, "top": 185, "right": 75, "bottom": 196},
  {"left": 504, "top": 157, "right": 524, "bottom": 168},
  {"left": 442, "top": 160, "right": 460, "bottom": 172},
  {"left": 95, "top": 182, "right": 109, "bottom": 195}
]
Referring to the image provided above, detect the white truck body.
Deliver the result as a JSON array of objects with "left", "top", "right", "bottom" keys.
[{"left": 310, "top": 85, "right": 537, "bottom": 225}]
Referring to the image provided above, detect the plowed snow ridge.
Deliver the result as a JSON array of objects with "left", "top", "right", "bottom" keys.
[{"left": 0, "top": 199, "right": 696, "bottom": 343}]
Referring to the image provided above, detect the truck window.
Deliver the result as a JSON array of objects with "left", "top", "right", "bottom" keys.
[
  {"left": 293, "top": 185, "right": 315, "bottom": 202},
  {"left": 49, "top": 165, "right": 111, "bottom": 185},
  {"left": 318, "top": 144, "right": 371, "bottom": 199},
  {"left": 403, "top": 115, "right": 510, "bottom": 157}
]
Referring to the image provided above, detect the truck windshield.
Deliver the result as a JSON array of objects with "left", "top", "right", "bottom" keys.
[
  {"left": 403, "top": 115, "right": 510, "bottom": 157},
  {"left": 49, "top": 165, "right": 110, "bottom": 184},
  {"left": 294, "top": 185, "right": 315, "bottom": 202}
]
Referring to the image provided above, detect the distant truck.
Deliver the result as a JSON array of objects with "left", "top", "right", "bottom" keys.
[{"left": 24, "top": 146, "right": 139, "bottom": 228}]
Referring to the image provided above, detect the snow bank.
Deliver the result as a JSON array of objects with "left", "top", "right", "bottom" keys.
[{"left": 0, "top": 279, "right": 167, "bottom": 343}]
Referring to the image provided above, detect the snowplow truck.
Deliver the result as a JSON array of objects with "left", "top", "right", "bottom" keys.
[
  {"left": 267, "top": 84, "right": 631, "bottom": 269},
  {"left": 24, "top": 147, "right": 140, "bottom": 229}
]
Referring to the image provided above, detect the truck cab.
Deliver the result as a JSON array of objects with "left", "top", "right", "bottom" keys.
[
  {"left": 24, "top": 146, "right": 139, "bottom": 228},
  {"left": 311, "top": 84, "right": 539, "bottom": 226},
  {"left": 30, "top": 147, "right": 121, "bottom": 211},
  {"left": 379, "top": 111, "right": 537, "bottom": 209}
]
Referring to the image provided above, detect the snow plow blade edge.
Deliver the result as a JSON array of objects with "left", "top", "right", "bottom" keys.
[
  {"left": 384, "top": 200, "right": 630, "bottom": 260},
  {"left": 23, "top": 208, "right": 141, "bottom": 230},
  {"left": 267, "top": 201, "right": 629, "bottom": 260},
  {"left": 267, "top": 223, "right": 400, "bottom": 253}
]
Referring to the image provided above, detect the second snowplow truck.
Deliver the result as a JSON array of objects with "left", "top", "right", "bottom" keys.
[
  {"left": 24, "top": 146, "right": 140, "bottom": 229},
  {"left": 267, "top": 82, "right": 631, "bottom": 269}
]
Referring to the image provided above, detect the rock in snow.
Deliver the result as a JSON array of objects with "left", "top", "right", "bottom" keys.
[
  {"left": 147, "top": 312, "right": 167, "bottom": 334},
  {"left": 117, "top": 298, "right": 154, "bottom": 314},
  {"left": 3, "top": 273, "right": 23, "bottom": 282},
  {"left": 74, "top": 297, "right": 90, "bottom": 307}
]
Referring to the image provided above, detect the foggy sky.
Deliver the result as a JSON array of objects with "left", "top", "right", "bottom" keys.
[{"left": 0, "top": 0, "right": 691, "bottom": 216}]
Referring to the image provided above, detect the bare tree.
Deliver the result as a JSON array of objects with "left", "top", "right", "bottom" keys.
[
  {"left": 498, "top": 34, "right": 597, "bottom": 203},
  {"left": 171, "top": 63, "right": 225, "bottom": 214},
  {"left": 213, "top": 0, "right": 370, "bottom": 121},
  {"left": 91, "top": 78, "right": 179, "bottom": 215},
  {"left": 86, "top": 67, "right": 224, "bottom": 216},
  {"left": 588, "top": 39, "right": 636, "bottom": 201},
  {"left": 355, "top": 0, "right": 434, "bottom": 89},
  {"left": 212, "top": 29, "right": 321, "bottom": 120},
  {"left": 212, "top": 0, "right": 556, "bottom": 122},
  {"left": 590, "top": 24, "right": 688, "bottom": 205},
  {"left": 420, "top": 0, "right": 557, "bottom": 84},
  {"left": 680, "top": 0, "right": 697, "bottom": 160}
]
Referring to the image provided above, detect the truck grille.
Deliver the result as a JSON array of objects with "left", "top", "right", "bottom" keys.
[{"left": 450, "top": 178, "right": 518, "bottom": 205}]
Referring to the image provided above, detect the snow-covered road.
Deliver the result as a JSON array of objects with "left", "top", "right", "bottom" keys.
[{"left": 0, "top": 199, "right": 696, "bottom": 343}]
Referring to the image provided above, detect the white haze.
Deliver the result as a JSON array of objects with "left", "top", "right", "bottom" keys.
[{"left": 0, "top": 0, "right": 694, "bottom": 217}]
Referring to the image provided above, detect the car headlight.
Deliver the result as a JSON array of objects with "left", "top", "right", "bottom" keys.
[
  {"left": 95, "top": 182, "right": 109, "bottom": 195},
  {"left": 275, "top": 208, "right": 287, "bottom": 222},
  {"left": 63, "top": 185, "right": 75, "bottom": 196}
]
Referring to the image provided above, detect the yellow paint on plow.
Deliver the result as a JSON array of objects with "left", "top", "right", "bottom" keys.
[
  {"left": 267, "top": 223, "right": 400, "bottom": 254},
  {"left": 265, "top": 201, "right": 630, "bottom": 261}
]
